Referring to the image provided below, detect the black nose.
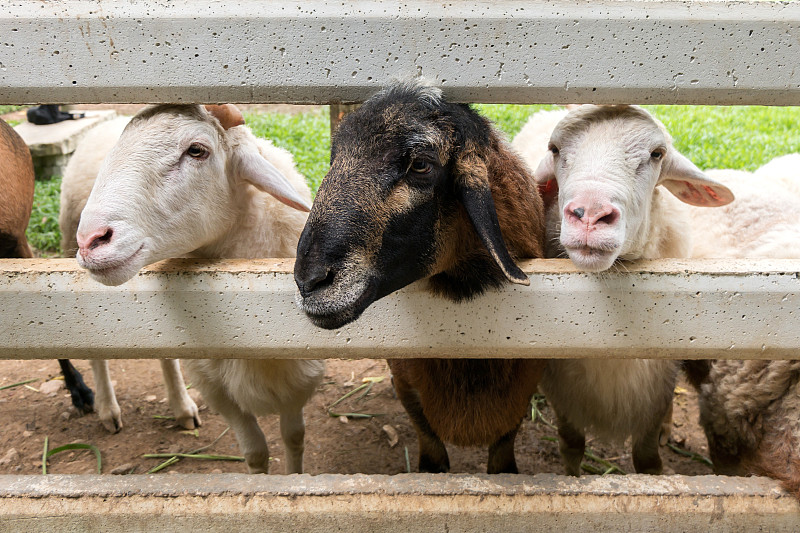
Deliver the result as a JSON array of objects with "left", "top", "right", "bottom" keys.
[
  {"left": 296, "top": 264, "right": 335, "bottom": 297},
  {"left": 294, "top": 223, "right": 337, "bottom": 297},
  {"left": 572, "top": 207, "right": 585, "bottom": 219}
]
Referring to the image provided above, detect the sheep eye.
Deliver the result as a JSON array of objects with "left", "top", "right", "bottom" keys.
[
  {"left": 409, "top": 159, "right": 432, "bottom": 174},
  {"left": 187, "top": 144, "right": 209, "bottom": 160},
  {"left": 651, "top": 150, "right": 663, "bottom": 160},
  {"left": 549, "top": 145, "right": 559, "bottom": 155}
]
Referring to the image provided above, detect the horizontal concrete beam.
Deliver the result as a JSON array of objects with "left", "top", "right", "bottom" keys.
[
  {"left": 1, "top": 258, "right": 799, "bottom": 360},
  {"left": 1, "top": 473, "right": 797, "bottom": 532},
  {"left": 2, "top": 1, "right": 799, "bottom": 105}
]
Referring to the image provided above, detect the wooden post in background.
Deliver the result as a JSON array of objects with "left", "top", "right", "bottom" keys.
[{"left": 330, "top": 104, "right": 361, "bottom": 138}]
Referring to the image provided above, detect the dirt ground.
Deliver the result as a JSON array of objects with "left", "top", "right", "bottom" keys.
[{"left": 0, "top": 357, "right": 713, "bottom": 477}]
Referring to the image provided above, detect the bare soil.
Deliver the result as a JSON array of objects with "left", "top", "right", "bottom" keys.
[{"left": 0, "top": 357, "right": 712, "bottom": 477}]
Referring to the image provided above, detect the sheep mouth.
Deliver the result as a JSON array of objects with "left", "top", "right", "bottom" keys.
[
  {"left": 80, "top": 244, "right": 146, "bottom": 285},
  {"left": 563, "top": 244, "right": 620, "bottom": 272},
  {"left": 296, "top": 278, "right": 379, "bottom": 330}
]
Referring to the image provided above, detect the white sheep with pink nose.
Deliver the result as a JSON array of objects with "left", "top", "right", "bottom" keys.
[
  {"left": 513, "top": 105, "right": 734, "bottom": 475},
  {"left": 61, "top": 104, "right": 324, "bottom": 473}
]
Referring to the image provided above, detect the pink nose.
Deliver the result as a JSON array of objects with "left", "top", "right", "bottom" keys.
[
  {"left": 77, "top": 227, "right": 114, "bottom": 256},
  {"left": 564, "top": 201, "right": 620, "bottom": 228}
]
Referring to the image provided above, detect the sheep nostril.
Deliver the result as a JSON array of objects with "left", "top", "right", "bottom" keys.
[
  {"left": 90, "top": 228, "right": 114, "bottom": 250},
  {"left": 597, "top": 208, "right": 619, "bottom": 226},
  {"left": 301, "top": 266, "right": 336, "bottom": 296},
  {"left": 572, "top": 207, "right": 585, "bottom": 219}
]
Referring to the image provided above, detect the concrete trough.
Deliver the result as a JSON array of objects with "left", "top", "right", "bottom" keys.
[{"left": 0, "top": 473, "right": 798, "bottom": 532}]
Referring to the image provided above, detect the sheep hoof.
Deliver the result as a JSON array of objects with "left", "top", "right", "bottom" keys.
[
  {"left": 176, "top": 411, "right": 202, "bottom": 430},
  {"left": 100, "top": 414, "right": 123, "bottom": 434},
  {"left": 98, "top": 406, "right": 123, "bottom": 433}
]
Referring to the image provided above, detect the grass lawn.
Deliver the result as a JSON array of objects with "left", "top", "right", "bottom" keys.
[{"left": 26, "top": 104, "right": 800, "bottom": 255}]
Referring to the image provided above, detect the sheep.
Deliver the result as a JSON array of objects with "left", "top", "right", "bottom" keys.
[
  {"left": 59, "top": 115, "right": 201, "bottom": 433},
  {"left": 71, "top": 104, "right": 324, "bottom": 473},
  {"left": 678, "top": 157, "right": 800, "bottom": 497},
  {"left": 512, "top": 105, "right": 734, "bottom": 475},
  {"left": 1, "top": 117, "right": 94, "bottom": 413},
  {"left": 294, "top": 81, "right": 546, "bottom": 474}
]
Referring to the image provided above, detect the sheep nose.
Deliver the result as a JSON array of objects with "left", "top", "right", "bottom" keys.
[
  {"left": 77, "top": 227, "right": 114, "bottom": 256},
  {"left": 296, "top": 264, "right": 335, "bottom": 297},
  {"left": 564, "top": 202, "right": 620, "bottom": 228}
]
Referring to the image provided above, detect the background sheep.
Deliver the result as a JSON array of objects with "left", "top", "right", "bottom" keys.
[
  {"left": 1, "top": 117, "right": 94, "bottom": 414},
  {"left": 59, "top": 116, "right": 200, "bottom": 433},
  {"left": 512, "top": 105, "right": 733, "bottom": 475},
  {"left": 294, "top": 81, "right": 546, "bottom": 473},
  {"left": 72, "top": 104, "right": 323, "bottom": 473},
  {"left": 682, "top": 157, "right": 800, "bottom": 497}
]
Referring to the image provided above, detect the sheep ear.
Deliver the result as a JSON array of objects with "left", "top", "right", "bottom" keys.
[
  {"left": 236, "top": 149, "right": 312, "bottom": 212},
  {"left": 534, "top": 153, "right": 559, "bottom": 209},
  {"left": 205, "top": 104, "right": 245, "bottom": 130},
  {"left": 659, "top": 150, "right": 734, "bottom": 207},
  {"left": 455, "top": 154, "right": 529, "bottom": 286}
]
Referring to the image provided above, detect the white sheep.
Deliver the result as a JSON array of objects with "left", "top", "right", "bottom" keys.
[
  {"left": 69, "top": 104, "right": 324, "bottom": 473},
  {"left": 681, "top": 156, "right": 800, "bottom": 497},
  {"left": 512, "top": 105, "right": 734, "bottom": 475},
  {"left": 60, "top": 116, "right": 200, "bottom": 433}
]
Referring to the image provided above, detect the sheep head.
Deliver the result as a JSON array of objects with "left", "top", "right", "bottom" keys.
[
  {"left": 76, "top": 104, "right": 310, "bottom": 286},
  {"left": 295, "top": 81, "right": 540, "bottom": 330},
  {"left": 533, "top": 105, "right": 734, "bottom": 272}
]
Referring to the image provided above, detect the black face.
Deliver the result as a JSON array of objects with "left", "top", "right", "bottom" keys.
[
  {"left": 294, "top": 82, "right": 529, "bottom": 330},
  {"left": 294, "top": 84, "right": 480, "bottom": 329},
  {"left": 294, "top": 102, "right": 459, "bottom": 328}
]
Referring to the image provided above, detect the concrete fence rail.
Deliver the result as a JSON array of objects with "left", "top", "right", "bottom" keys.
[
  {"left": 2, "top": 0, "right": 800, "bottom": 105},
  {"left": 1, "top": 258, "right": 799, "bottom": 361}
]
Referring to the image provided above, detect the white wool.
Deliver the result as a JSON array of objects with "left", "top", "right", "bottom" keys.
[
  {"left": 688, "top": 165, "right": 800, "bottom": 259},
  {"left": 510, "top": 108, "right": 568, "bottom": 174},
  {"left": 60, "top": 116, "right": 132, "bottom": 255},
  {"left": 686, "top": 155, "right": 800, "bottom": 479}
]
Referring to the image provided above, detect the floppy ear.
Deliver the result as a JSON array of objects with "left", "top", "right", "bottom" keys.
[
  {"left": 659, "top": 150, "right": 734, "bottom": 207},
  {"left": 235, "top": 147, "right": 312, "bottom": 212},
  {"left": 454, "top": 150, "right": 530, "bottom": 286},
  {"left": 205, "top": 104, "right": 245, "bottom": 130},
  {"left": 534, "top": 152, "right": 559, "bottom": 210}
]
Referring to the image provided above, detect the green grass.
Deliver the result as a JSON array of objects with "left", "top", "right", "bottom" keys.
[
  {"left": 644, "top": 105, "right": 800, "bottom": 171},
  {"left": 27, "top": 177, "right": 62, "bottom": 255},
  {"left": 245, "top": 108, "right": 331, "bottom": 194},
  {"left": 0, "top": 105, "right": 25, "bottom": 116},
  {"left": 21, "top": 104, "right": 800, "bottom": 254},
  {"left": 473, "top": 104, "right": 559, "bottom": 139}
]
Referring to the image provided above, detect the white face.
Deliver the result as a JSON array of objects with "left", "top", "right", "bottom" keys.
[
  {"left": 76, "top": 107, "right": 235, "bottom": 286},
  {"left": 534, "top": 106, "right": 733, "bottom": 272},
  {"left": 552, "top": 114, "right": 666, "bottom": 271}
]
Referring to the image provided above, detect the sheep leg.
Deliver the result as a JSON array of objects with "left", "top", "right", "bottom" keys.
[
  {"left": 487, "top": 424, "right": 520, "bottom": 474},
  {"left": 200, "top": 386, "right": 271, "bottom": 474},
  {"left": 57, "top": 359, "right": 94, "bottom": 414},
  {"left": 90, "top": 359, "right": 123, "bottom": 433},
  {"left": 555, "top": 413, "right": 586, "bottom": 476},
  {"left": 632, "top": 421, "right": 664, "bottom": 475},
  {"left": 393, "top": 377, "right": 450, "bottom": 473},
  {"left": 159, "top": 359, "right": 201, "bottom": 429},
  {"left": 280, "top": 407, "right": 306, "bottom": 474}
]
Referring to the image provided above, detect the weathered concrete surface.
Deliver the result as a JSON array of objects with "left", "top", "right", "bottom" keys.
[
  {"left": 0, "top": 473, "right": 797, "bottom": 532},
  {"left": 13, "top": 110, "right": 117, "bottom": 179},
  {"left": 1, "top": 1, "right": 799, "bottom": 105},
  {"left": 0, "top": 258, "right": 799, "bottom": 360}
]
